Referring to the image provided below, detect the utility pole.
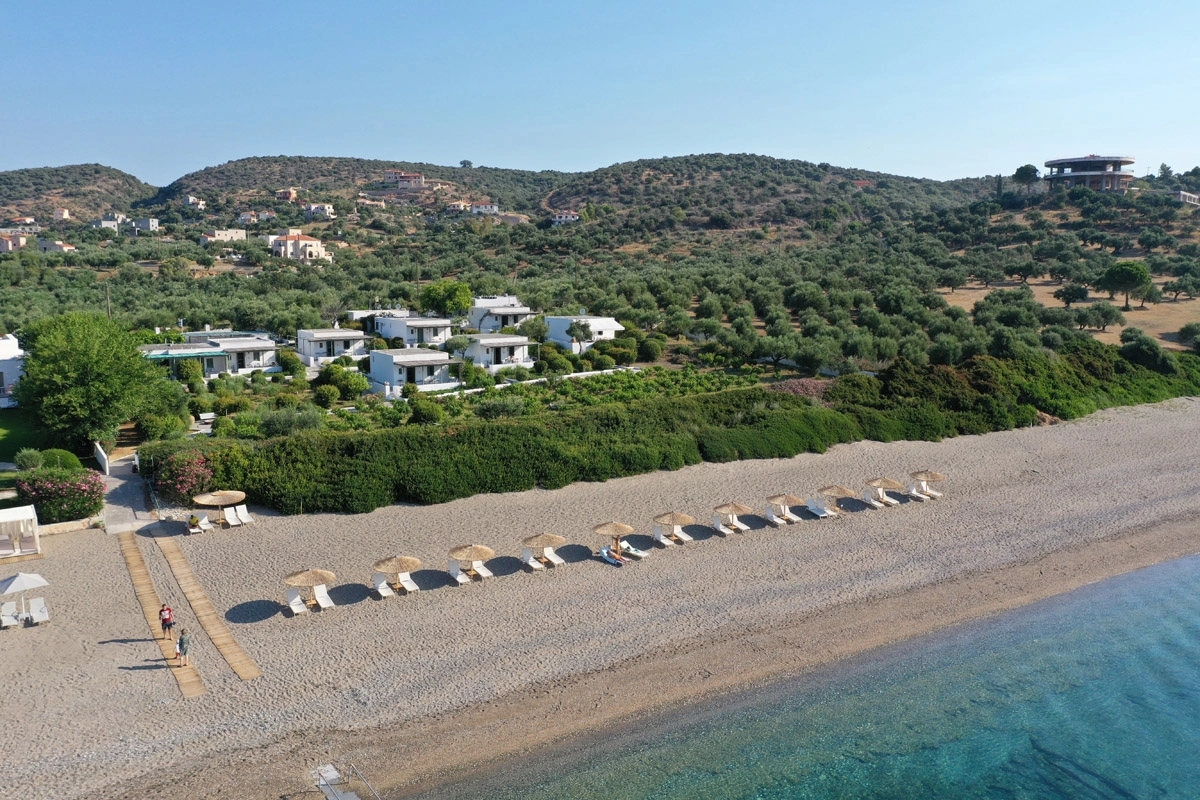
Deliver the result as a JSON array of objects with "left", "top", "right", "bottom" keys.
[{"left": 105, "top": 281, "right": 112, "bottom": 320}]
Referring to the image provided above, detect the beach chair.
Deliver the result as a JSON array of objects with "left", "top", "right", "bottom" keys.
[
  {"left": 806, "top": 498, "right": 838, "bottom": 519},
  {"left": 224, "top": 507, "right": 243, "bottom": 527},
  {"left": 652, "top": 524, "right": 676, "bottom": 545},
  {"left": 27, "top": 597, "right": 49, "bottom": 625},
  {"left": 913, "top": 480, "right": 943, "bottom": 498},
  {"left": 372, "top": 572, "right": 395, "bottom": 598},
  {"left": 1, "top": 601, "right": 19, "bottom": 629},
  {"left": 447, "top": 560, "right": 472, "bottom": 586},
  {"left": 521, "top": 547, "right": 546, "bottom": 571},
  {"left": 599, "top": 546, "right": 625, "bottom": 566},
  {"left": 710, "top": 515, "right": 735, "bottom": 536},
  {"left": 395, "top": 572, "right": 419, "bottom": 593},
  {"left": 619, "top": 540, "right": 649, "bottom": 560},
  {"left": 728, "top": 516, "right": 751, "bottom": 532},
  {"left": 235, "top": 504, "right": 255, "bottom": 524},
  {"left": 868, "top": 487, "right": 901, "bottom": 507},
  {"left": 470, "top": 560, "right": 494, "bottom": 579},
  {"left": 286, "top": 588, "right": 308, "bottom": 616},
  {"left": 312, "top": 584, "right": 335, "bottom": 610},
  {"left": 764, "top": 508, "right": 788, "bottom": 527},
  {"left": 905, "top": 484, "right": 931, "bottom": 501},
  {"left": 543, "top": 546, "right": 566, "bottom": 566},
  {"left": 197, "top": 514, "right": 215, "bottom": 533},
  {"left": 861, "top": 491, "right": 886, "bottom": 510}
]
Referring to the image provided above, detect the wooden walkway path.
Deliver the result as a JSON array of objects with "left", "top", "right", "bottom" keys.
[
  {"left": 156, "top": 536, "right": 263, "bottom": 681},
  {"left": 117, "top": 532, "right": 207, "bottom": 698}
]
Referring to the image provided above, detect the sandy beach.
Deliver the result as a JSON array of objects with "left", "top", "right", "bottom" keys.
[{"left": 3, "top": 398, "right": 1199, "bottom": 800}]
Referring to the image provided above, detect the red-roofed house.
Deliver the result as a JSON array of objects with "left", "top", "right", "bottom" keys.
[
  {"left": 384, "top": 170, "right": 425, "bottom": 188},
  {"left": 10, "top": 217, "right": 34, "bottom": 225},
  {"left": 0, "top": 235, "right": 27, "bottom": 253},
  {"left": 272, "top": 234, "right": 332, "bottom": 263},
  {"left": 38, "top": 239, "right": 76, "bottom": 253}
]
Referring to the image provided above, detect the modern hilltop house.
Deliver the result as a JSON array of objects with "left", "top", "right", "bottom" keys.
[{"left": 1043, "top": 155, "right": 1135, "bottom": 192}]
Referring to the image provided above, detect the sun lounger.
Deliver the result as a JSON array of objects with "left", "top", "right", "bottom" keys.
[
  {"left": 395, "top": 572, "right": 419, "bottom": 593},
  {"left": 372, "top": 572, "right": 395, "bottom": 597},
  {"left": 448, "top": 560, "right": 472, "bottom": 586},
  {"left": 906, "top": 485, "right": 931, "bottom": 501},
  {"left": 27, "top": 597, "right": 49, "bottom": 625},
  {"left": 1, "top": 601, "right": 19, "bottom": 629},
  {"left": 729, "top": 517, "right": 751, "bottom": 532},
  {"left": 764, "top": 508, "right": 788, "bottom": 527},
  {"left": 197, "top": 514, "right": 215, "bottom": 533},
  {"left": 521, "top": 547, "right": 546, "bottom": 571},
  {"left": 913, "top": 480, "right": 943, "bottom": 498},
  {"left": 619, "top": 540, "right": 649, "bottom": 560},
  {"left": 861, "top": 492, "right": 885, "bottom": 510},
  {"left": 710, "top": 515, "right": 735, "bottom": 535},
  {"left": 235, "top": 504, "right": 254, "bottom": 524},
  {"left": 470, "top": 560, "right": 494, "bottom": 579},
  {"left": 806, "top": 499, "right": 838, "bottom": 519},
  {"left": 286, "top": 588, "right": 308, "bottom": 615},
  {"left": 224, "top": 507, "right": 243, "bottom": 527},
  {"left": 312, "top": 584, "right": 335, "bottom": 610},
  {"left": 543, "top": 546, "right": 566, "bottom": 566},
  {"left": 652, "top": 524, "right": 677, "bottom": 545},
  {"left": 652, "top": 524, "right": 693, "bottom": 545},
  {"left": 599, "top": 546, "right": 625, "bottom": 566}
]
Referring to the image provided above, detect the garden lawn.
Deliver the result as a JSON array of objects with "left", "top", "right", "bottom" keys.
[{"left": 0, "top": 408, "right": 39, "bottom": 463}]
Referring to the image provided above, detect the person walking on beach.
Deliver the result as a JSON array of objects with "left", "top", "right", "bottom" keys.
[
  {"left": 177, "top": 629, "right": 192, "bottom": 667},
  {"left": 159, "top": 604, "right": 174, "bottom": 641}
]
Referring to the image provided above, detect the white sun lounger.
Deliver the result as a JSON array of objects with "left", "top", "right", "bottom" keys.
[
  {"left": 729, "top": 517, "right": 751, "bottom": 532},
  {"left": 867, "top": 487, "right": 900, "bottom": 506},
  {"left": 286, "top": 588, "right": 308, "bottom": 615},
  {"left": 312, "top": 584, "right": 335, "bottom": 610},
  {"left": 710, "top": 515, "right": 735, "bottom": 535},
  {"left": 861, "top": 492, "right": 885, "bottom": 510},
  {"left": 448, "top": 561, "right": 472, "bottom": 586},
  {"left": 28, "top": 597, "right": 49, "bottom": 625},
  {"left": 806, "top": 499, "right": 838, "bottom": 519},
  {"left": 652, "top": 524, "right": 676, "bottom": 545},
  {"left": 543, "top": 546, "right": 566, "bottom": 566},
  {"left": 470, "top": 560, "right": 494, "bottom": 579},
  {"left": 521, "top": 547, "right": 546, "bottom": 571},
  {"left": 906, "top": 485, "right": 931, "bottom": 501},
  {"left": 395, "top": 572, "right": 419, "bottom": 593},
  {"left": 913, "top": 480, "right": 943, "bottom": 498},
  {"left": 764, "top": 508, "right": 788, "bottom": 527},
  {"left": 224, "top": 507, "right": 243, "bottom": 527},
  {"left": 197, "top": 514, "right": 215, "bottom": 533},
  {"left": 619, "top": 540, "right": 649, "bottom": 560},
  {"left": 234, "top": 504, "right": 254, "bottom": 524},
  {"left": 372, "top": 572, "right": 395, "bottom": 597},
  {"left": 652, "top": 525, "right": 694, "bottom": 546},
  {"left": 1, "top": 601, "right": 19, "bottom": 629}
]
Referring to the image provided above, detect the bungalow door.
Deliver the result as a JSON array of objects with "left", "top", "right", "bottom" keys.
[
  {"left": 405, "top": 366, "right": 417, "bottom": 384},
  {"left": 324, "top": 341, "right": 334, "bottom": 357},
  {"left": 416, "top": 327, "right": 425, "bottom": 344},
  {"left": 236, "top": 352, "right": 246, "bottom": 371}
]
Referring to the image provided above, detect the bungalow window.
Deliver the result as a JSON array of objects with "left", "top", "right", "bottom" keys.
[{"left": 204, "top": 358, "right": 214, "bottom": 372}]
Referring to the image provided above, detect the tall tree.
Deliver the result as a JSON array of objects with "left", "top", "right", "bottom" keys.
[
  {"left": 1012, "top": 164, "right": 1040, "bottom": 193},
  {"left": 419, "top": 280, "right": 473, "bottom": 316},
  {"left": 1099, "top": 261, "right": 1151, "bottom": 310}
]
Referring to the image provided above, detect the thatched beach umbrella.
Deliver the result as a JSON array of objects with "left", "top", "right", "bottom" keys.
[
  {"left": 593, "top": 521, "right": 634, "bottom": 554},
  {"left": 448, "top": 544, "right": 495, "bottom": 564},
  {"left": 653, "top": 512, "right": 696, "bottom": 527},
  {"left": 910, "top": 470, "right": 946, "bottom": 483},
  {"left": 712, "top": 502, "right": 753, "bottom": 517},
  {"left": 193, "top": 490, "right": 247, "bottom": 524},
  {"left": 372, "top": 556, "right": 422, "bottom": 575},
  {"left": 866, "top": 477, "right": 905, "bottom": 491},
  {"left": 766, "top": 494, "right": 804, "bottom": 509},
  {"left": 819, "top": 484, "right": 857, "bottom": 511},
  {"left": 521, "top": 533, "right": 567, "bottom": 550},
  {"left": 284, "top": 567, "right": 335, "bottom": 605}
]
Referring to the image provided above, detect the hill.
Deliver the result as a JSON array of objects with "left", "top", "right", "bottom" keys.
[
  {"left": 155, "top": 156, "right": 571, "bottom": 213},
  {"left": 0, "top": 164, "right": 156, "bottom": 220}
]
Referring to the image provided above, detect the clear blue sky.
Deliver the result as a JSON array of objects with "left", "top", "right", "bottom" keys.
[{"left": 6, "top": 0, "right": 1197, "bottom": 186}]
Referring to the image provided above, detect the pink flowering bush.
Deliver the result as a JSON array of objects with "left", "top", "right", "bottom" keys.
[
  {"left": 156, "top": 451, "right": 213, "bottom": 505},
  {"left": 16, "top": 467, "right": 106, "bottom": 523},
  {"left": 768, "top": 378, "right": 832, "bottom": 405}
]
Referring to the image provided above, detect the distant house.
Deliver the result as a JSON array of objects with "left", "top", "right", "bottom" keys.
[
  {"left": 91, "top": 219, "right": 120, "bottom": 231},
  {"left": 552, "top": 210, "right": 580, "bottom": 226},
  {"left": 53, "top": 208, "right": 70, "bottom": 221},
  {"left": 545, "top": 315, "right": 624, "bottom": 354},
  {"left": 258, "top": 210, "right": 277, "bottom": 220},
  {"left": 464, "top": 333, "right": 535, "bottom": 373},
  {"left": 140, "top": 333, "right": 280, "bottom": 378},
  {"left": 237, "top": 212, "right": 258, "bottom": 225},
  {"left": 471, "top": 202, "right": 499, "bottom": 215},
  {"left": 295, "top": 328, "right": 371, "bottom": 366},
  {"left": 355, "top": 197, "right": 386, "bottom": 209},
  {"left": 0, "top": 235, "right": 27, "bottom": 252},
  {"left": 200, "top": 229, "right": 248, "bottom": 245},
  {"left": 384, "top": 170, "right": 425, "bottom": 188},
  {"left": 183, "top": 195, "right": 206, "bottom": 210},
  {"left": 467, "top": 295, "right": 535, "bottom": 332},
  {"left": 445, "top": 201, "right": 470, "bottom": 214},
  {"left": 103, "top": 212, "right": 129, "bottom": 223},
  {"left": 304, "top": 203, "right": 336, "bottom": 221},
  {"left": 131, "top": 218, "right": 159, "bottom": 232},
  {"left": 369, "top": 348, "right": 460, "bottom": 396},
  {"left": 0, "top": 333, "right": 25, "bottom": 408},
  {"left": 10, "top": 216, "right": 34, "bottom": 225},
  {"left": 38, "top": 239, "right": 76, "bottom": 253},
  {"left": 272, "top": 234, "right": 332, "bottom": 263},
  {"left": 374, "top": 315, "right": 453, "bottom": 347},
  {"left": 276, "top": 188, "right": 300, "bottom": 202}
]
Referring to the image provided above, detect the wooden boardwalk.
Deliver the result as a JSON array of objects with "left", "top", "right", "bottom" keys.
[
  {"left": 156, "top": 536, "right": 263, "bottom": 681},
  {"left": 116, "top": 532, "right": 207, "bottom": 698}
]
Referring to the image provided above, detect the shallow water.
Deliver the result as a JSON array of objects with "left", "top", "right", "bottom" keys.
[{"left": 410, "top": 554, "right": 1200, "bottom": 799}]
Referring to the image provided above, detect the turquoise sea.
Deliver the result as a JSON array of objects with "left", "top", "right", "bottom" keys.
[{"left": 411, "top": 554, "right": 1200, "bottom": 799}]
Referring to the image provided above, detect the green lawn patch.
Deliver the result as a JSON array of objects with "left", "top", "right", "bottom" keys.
[{"left": 0, "top": 408, "right": 39, "bottom": 463}]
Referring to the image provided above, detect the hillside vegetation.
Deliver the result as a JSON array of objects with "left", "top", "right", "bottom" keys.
[{"left": 0, "top": 164, "right": 156, "bottom": 219}]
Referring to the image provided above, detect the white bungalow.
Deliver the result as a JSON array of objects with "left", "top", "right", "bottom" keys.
[
  {"left": 465, "top": 334, "right": 535, "bottom": 373},
  {"left": 467, "top": 295, "right": 535, "bottom": 333},
  {"left": 295, "top": 328, "right": 371, "bottom": 366},
  {"left": 374, "top": 316, "right": 453, "bottom": 348},
  {"left": 0, "top": 334, "right": 25, "bottom": 408},
  {"left": 369, "top": 349, "right": 461, "bottom": 397},
  {"left": 545, "top": 315, "right": 625, "bottom": 354},
  {"left": 0, "top": 505, "right": 40, "bottom": 560},
  {"left": 140, "top": 334, "right": 279, "bottom": 378},
  {"left": 552, "top": 210, "right": 580, "bottom": 226},
  {"left": 471, "top": 202, "right": 499, "bottom": 215}
]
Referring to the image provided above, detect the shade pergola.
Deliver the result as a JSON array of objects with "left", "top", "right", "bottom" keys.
[
  {"left": 372, "top": 556, "right": 422, "bottom": 575},
  {"left": 765, "top": 494, "right": 804, "bottom": 509},
  {"left": 521, "top": 533, "right": 567, "bottom": 549},
  {"left": 652, "top": 512, "right": 696, "bottom": 527},
  {"left": 910, "top": 470, "right": 947, "bottom": 483},
  {"left": 866, "top": 477, "right": 905, "bottom": 491},
  {"left": 448, "top": 544, "right": 495, "bottom": 563},
  {"left": 0, "top": 571, "right": 48, "bottom": 616},
  {"left": 192, "top": 490, "right": 247, "bottom": 524},
  {"left": 0, "top": 505, "right": 40, "bottom": 559},
  {"left": 713, "top": 502, "right": 753, "bottom": 517}
]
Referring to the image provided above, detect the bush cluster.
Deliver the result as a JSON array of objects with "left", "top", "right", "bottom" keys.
[{"left": 15, "top": 467, "right": 106, "bottom": 523}]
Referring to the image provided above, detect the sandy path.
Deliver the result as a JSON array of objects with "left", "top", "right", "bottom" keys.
[{"left": 1, "top": 398, "right": 1199, "bottom": 800}]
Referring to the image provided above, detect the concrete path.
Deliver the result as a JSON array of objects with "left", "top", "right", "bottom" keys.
[{"left": 103, "top": 459, "right": 157, "bottom": 534}]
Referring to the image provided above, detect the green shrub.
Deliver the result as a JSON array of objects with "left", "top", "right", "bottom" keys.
[
  {"left": 592, "top": 354, "right": 616, "bottom": 370},
  {"left": 13, "top": 448, "right": 44, "bottom": 471},
  {"left": 475, "top": 396, "right": 527, "bottom": 420},
  {"left": 313, "top": 385, "right": 340, "bottom": 408},
  {"left": 277, "top": 349, "right": 302, "bottom": 373},
  {"left": 213, "top": 395, "right": 253, "bottom": 416},
  {"left": 136, "top": 414, "right": 186, "bottom": 442},
  {"left": 407, "top": 397, "right": 445, "bottom": 425},
  {"left": 16, "top": 467, "right": 105, "bottom": 523},
  {"left": 40, "top": 448, "right": 83, "bottom": 470}
]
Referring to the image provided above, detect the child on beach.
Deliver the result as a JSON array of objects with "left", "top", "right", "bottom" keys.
[
  {"left": 177, "top": 629, "right": 192, "bottom": 666},
  {"left": 159, "top": 604, "right": 174, "bottom": 640}
]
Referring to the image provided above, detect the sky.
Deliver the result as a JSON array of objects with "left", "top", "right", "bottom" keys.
[{"left": 5, "top": 0, "right": 1198, "bottom": 186}]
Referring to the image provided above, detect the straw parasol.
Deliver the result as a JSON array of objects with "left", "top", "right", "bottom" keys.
[
  {"left": 448, "top": 544, "right": 495, "bottom": 562},
  {"left": 372, "top": 556, "right": 422, "bottom": 575},
  {"left": 766, "top": 494, "right": 804, "bottom": 508},
  {"left": 521, "top": 533, "right": 567, "bottom": 549},
  {"left": 712, "top": 502, "right": 753, "bottom": 517},
  {"left": 819, "top": 485, "right": 857, "bottom": 499},
  {"left": 910, "top": 470, "right": 946, "bottom": 483},
  {"left": 593, "top": 521, "right": 634, "bottom": 554},
  {"left": 866, "top": 477, "right": 905, "bottom": 491},
  {"left": 653, "top": 512, "right": 696, "bottom": 527},
  {"left": 193, "top": 490, "right": 247, "bottom": 524},
  {"left": 284, "top": 568, "right": 336, "bottom": 588}
]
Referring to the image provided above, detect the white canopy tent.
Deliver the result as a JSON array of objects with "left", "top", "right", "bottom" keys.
[{"left": 0, "top": 505, "right": 40, "bottom": 559}]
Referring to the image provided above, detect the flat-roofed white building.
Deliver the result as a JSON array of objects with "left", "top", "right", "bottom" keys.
[
  {"left": 546, "top": 315, "right": 625, "bottom": 354},
  {"left": 304, "top": 203, "right": 336, "bottom": 220},
  {"left": 552, "top": 210, "right": 580, "bottom": 225},
  {"left": 375, "top": 316, "right": 453, "bottom": 347},
  {"left": 295, "top": 328, "right": 371, "bottom": 366},
  {"left": 467, "top": 295, "right": 535, "bottom": 332},
  {"left": 201, "top": 229, "right": 248, "bottom": 245},
  {"left": 369, "top": 348, "right": 460, "bottom": 397},
  {"left": 272, "top": 234, "right": 332, "bottom": 263},
  {"left": 140, "top": 334, "right": 280, "bottom": 378},
  {"left": 53, "top": 208, "right": 70, "bottom": 221},
  {"left": 471, "top": 202, "right": 498, "bottom": 215},
  {"left": 0, "top": 333, "right": 25, "bottom": 408},
  {"left": 465, "top": 333, "right": 535, "bottom": 373}
]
